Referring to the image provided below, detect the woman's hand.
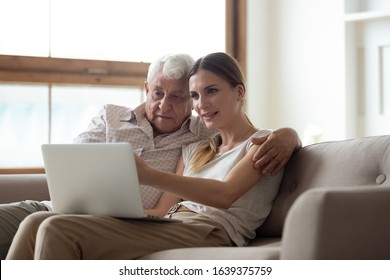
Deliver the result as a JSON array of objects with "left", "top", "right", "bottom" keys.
[{"left": 134, "top": 154, "right": 152, "bottom": 185}]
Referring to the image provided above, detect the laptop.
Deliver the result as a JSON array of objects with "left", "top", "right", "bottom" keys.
[{"left": 41, "top": 143, "right": 180, "bottom": 222}]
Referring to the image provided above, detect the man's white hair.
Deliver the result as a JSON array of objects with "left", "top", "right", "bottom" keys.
[{"left": 146, "top": 53, "right": 194, "bottom": 83}]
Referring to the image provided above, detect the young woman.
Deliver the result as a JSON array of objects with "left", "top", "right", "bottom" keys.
[{"left": 7, "top": 52, "right": 283, "bottom": 259}]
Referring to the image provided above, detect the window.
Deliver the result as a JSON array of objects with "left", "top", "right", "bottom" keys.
[
  {"left": 0, "top": 84, "right": 48, "bottom": 167},
  {"left": 0, "top": 83, "right": 142, "bottom": 168},
  {"left": 0, "top": 0, "right": 226, "bottom": 61},
  {"left": 0, "top": 0, "right": 246, "bottom": 171}
]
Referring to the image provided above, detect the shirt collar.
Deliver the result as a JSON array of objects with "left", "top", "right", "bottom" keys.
[{"left": 119, "top": 103, "right": 144, "bottom": 123}]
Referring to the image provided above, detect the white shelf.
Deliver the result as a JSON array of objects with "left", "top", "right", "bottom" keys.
[{"left": 345, "top": 10, "right": 390, "bottom": 22}]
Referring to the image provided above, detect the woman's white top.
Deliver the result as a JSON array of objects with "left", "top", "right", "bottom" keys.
[{"left": 181, "top": 130, "right": 283, "bottom": 246}]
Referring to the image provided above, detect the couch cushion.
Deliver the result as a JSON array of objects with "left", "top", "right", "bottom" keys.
[
  {"left": 257, "top": 135, "right": 390, "bottom": 237},
  {"left": 138, "top": 246, "right": 280, "bottom": 260}
]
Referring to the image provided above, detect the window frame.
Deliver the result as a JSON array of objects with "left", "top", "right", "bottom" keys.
[
  {"left": 0, "top": 55, "right": 150, "bottom": 87},
  {"left": 0, "top": 0, "right": 246, "bottom": 174}
]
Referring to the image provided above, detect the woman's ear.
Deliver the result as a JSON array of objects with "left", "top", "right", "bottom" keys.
[{"left": 236, "top": 84, "right": 245, "bottom": 101}]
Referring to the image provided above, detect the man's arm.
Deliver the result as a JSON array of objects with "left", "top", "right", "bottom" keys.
[
  {"left": 251, "top": 127, "right": 302, "bottom": 176},
  {"left": 73, "top": 106, "right": 108, "bottom": 143}
]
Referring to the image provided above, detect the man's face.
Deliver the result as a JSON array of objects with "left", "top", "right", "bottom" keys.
[{"left": 144, "top": 72, "right": 192, "bottom": 136}]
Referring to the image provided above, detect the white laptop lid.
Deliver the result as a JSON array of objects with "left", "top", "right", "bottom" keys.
[{"left": 41, "top": 143, "right": 145, "bottom": 218}]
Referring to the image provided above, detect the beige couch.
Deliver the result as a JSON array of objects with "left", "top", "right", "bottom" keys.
[{"left": 1, "top": 135, "right": 389, "bottom": 259}]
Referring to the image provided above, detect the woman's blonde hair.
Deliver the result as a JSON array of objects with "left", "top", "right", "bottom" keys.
[{"left": 187, "top": 52, "right": 248, "bottom": 173}]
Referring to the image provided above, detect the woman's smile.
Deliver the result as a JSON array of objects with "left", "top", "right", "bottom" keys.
[{"left": 201, "top": 111, "right": 218, "bottom": 122}]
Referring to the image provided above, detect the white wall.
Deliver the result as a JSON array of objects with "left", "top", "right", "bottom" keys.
[
  {"left": 246, "top": 0, "right": 270, "bottom": 128},
  {"left": 246, "top": 0, "right": 346, "bottom": 145}
]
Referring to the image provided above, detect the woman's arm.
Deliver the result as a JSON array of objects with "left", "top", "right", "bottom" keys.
[
  {"left": 144, "top": 192, "right": 181, "bottom": 217},
  {"left": 143, "top": 157, "right": 185, "bottom": 217},
  {"left": 136, "top": 144, "right": 263, "bottom": 209}
]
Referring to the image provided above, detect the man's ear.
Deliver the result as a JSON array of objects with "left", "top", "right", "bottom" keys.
[{"left": 144, "top": 81, "right": 149, "bottom": 96}]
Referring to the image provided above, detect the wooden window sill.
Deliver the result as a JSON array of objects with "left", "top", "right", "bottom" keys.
[{"left": 0, "top": 168, "right": 45, "bottom": 174}]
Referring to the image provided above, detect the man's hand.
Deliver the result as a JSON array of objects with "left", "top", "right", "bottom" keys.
[{"left": 252, "top": 128, "right": 301, "bottom": 176}]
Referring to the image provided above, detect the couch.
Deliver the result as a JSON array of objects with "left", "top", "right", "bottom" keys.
[{"left": 1, "top": 135, "right": 389, "bottom": 259}]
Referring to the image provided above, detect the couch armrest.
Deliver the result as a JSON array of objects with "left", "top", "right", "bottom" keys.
[
  {"left": 280, "top": 185, "right": 390, "bottom": 259},
  {"left": 0, "top": 174, "right": 49, "bottom": 204}
]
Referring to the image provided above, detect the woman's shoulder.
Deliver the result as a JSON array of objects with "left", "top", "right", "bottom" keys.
[
  {"left": 182, "top": 133, "right": 220, "bottom": 163},
  {"left": 248, "top": 129, "right": 272, "bottom": 143},
  {"left": 252, "top": 129, "right": 272, "bottom": 138},
  {"left": 183, "top": 136, "right": 212, "bottom": 154},
  {"left": 245, "top": 129, "right": 272, "bottom": 150}
]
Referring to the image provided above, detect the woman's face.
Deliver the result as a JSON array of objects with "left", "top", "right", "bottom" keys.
[{"left": 189, "top": 69, "right": 245, "bottom": 130}]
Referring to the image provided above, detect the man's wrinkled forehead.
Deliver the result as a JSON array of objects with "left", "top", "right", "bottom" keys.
[
  {"left": 150, "top": 73, "right": 189, "bottom": 94},
  {"left": 153, "top": 84, "right": 187, "bottom": 96}
]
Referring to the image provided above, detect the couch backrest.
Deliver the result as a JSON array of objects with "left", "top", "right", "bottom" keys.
[
  {"left": 257, "top": 135, "right": 390, "bottom": 237},
  {"left": 0, "top": 174, "right": 49, "bottom": 204}
]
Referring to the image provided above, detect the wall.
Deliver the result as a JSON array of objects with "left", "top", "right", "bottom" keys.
[
  {"left": 246, "top": 0, "right": 346, "bottom": 145},
  {"left": 246, "top": 0, "right": 270, "bottom": 128}
]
